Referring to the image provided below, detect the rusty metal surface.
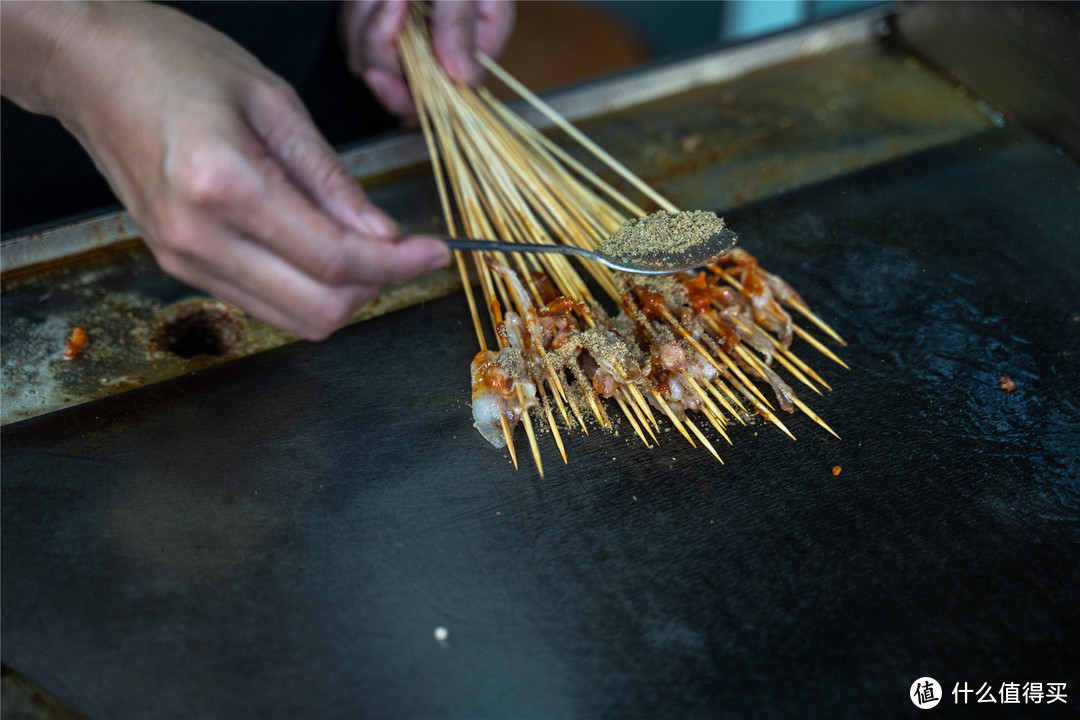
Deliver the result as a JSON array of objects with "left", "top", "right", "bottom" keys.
[
  {"left": 570, "top": 42, "right": 993, "bottom": 212},
  {"left": 0, "top": 171, "right": 456, "bottom": 425},
  {"left": 893, "top": 0, "right": 1080, "bottom": 161},
  {"left": 0, "top": 32, "right": 994, "bottom": 425}
]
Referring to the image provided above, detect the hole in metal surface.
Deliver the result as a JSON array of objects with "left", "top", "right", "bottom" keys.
[{"left": 155, "top": 301, "right": 245, "bottom": 358}]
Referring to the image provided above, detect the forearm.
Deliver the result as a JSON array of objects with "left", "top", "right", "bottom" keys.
[
  {"left": 1, "top": 1, "right": 272, "bottom": 212},
  {"left": 1, "top": 2, "right": 238, "bottom": 130},
  {"left": 2, "top": 1, "right": 104, "bottom": 118}
]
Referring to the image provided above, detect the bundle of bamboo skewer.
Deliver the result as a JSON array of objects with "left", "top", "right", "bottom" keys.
[{"left": 398, "top": 5, "right": 846, "bottom": 477}]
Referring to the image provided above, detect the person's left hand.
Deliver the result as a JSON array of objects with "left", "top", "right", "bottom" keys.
[{"left": 339, "top": 0, "right": 515, "bottom": 116}]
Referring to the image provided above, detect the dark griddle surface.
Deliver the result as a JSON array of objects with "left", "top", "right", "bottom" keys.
[{"left": 3, "top": 126, "right": 1078, "bottom": 719}]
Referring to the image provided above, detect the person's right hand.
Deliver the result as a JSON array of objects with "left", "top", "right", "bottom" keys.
[
  {"left": 1, "top": 1, "right": 450, "bottom": 340},
  {"left": 340, "top": 0, "right": 516, "bottom": 116}
]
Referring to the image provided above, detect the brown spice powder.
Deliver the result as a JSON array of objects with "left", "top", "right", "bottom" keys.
[{"left": 598, "top": 210, "right": 728, "bottom": 266}]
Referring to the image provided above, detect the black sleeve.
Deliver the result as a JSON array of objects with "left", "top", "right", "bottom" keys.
[{"left": 1, "top": 1, "right": 394, "bottom": 234}]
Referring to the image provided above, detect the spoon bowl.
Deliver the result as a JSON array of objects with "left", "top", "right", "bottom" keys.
[{"left": 441, "top": 228, "right": 737, "bottom": 275}]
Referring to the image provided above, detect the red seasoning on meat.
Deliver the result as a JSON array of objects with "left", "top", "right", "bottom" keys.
[{"left": 395, "top": 6, "right": 850, "bottom": 476}]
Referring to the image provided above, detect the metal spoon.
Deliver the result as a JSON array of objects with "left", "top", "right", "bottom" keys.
[{"left": 441, "top": 228, "right": 737, "bottom": 275}]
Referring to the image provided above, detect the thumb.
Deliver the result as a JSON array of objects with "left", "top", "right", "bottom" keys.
[{"left": 361, "top": 234, "right": 453, "bottom": 283}]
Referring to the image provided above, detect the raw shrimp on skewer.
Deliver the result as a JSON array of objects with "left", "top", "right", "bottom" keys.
[
  {"left": 470, "top": 347, "right": 537, "bottom": 449},
  {"left": 398, "top": 2, "right": 845, "bottom": 471}
]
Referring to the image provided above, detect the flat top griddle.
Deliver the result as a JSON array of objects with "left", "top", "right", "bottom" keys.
[
  {"left": 3, "top": 12, "right": 1080, "bottom": 719},
  {"left": 4, "top": 123, "right": 1078, "bottom": 719}
]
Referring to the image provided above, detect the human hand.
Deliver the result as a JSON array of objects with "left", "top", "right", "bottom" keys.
[
  {"left": 339, "top": 0, "right": 515, "bottom": 116},
  {"left": 1, "top": 1, "right": 450, "bottom": 340}
]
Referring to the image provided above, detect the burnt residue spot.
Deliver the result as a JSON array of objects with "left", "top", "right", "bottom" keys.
[{"left": 155, "top": 301, "right": 245, "bottom": 358}]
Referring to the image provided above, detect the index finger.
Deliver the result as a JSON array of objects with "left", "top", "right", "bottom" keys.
[
  {"left": 474, "top": 0, "right": 515, "bottom": 61},
  {"left": 431, "top": 1, "right": 481, "bottom": 85},
  {"left": 225, "top": 162, "right": 448, "bottom": 286},
  {"left": 241, "top": 77, "right": 397, "bottom": 239}
]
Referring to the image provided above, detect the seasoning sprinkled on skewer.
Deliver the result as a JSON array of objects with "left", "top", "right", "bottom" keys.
[{"left": 398, "top": 2, "right": 846, "bottom": 475}]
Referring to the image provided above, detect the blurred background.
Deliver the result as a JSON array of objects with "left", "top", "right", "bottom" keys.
[{"left": 498, "top": 0, "right": 883, "bottom": 95}]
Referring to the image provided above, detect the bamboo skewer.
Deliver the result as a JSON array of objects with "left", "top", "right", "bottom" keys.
[
  {"left": 772, "top": 351, "right": 824, "bottom": 396},
  {"left": 398, "top": 5, "right": 846, "bottom": 474},
  {"left": 789, "top": 298, "right": 847, "bottom": 346},
  {"left": 778, "top": 344, "right": 833, "bottom": 391},
  {"left": 546, "top": 404, "right": 569, "bottom": 463},
  {"left": 651, "top": 390, "right": 697, "bottom": 448},
  {"left": 477, "top": 54, "right": 677, "bottom": 213},
  {"left": 618, "top": 387, "right": 659, "bottom": 445},
  {"left": 613, "top": 392, "right": 651, "bottom": 448},
  {"left": 684, "top": 417, "right": 723, "bottom": 463},
  {"left": 707, "top": 263, "right": 846, "bottom": 345},
  {"left": 516, "top": 385, "right": 544, "bottom": 477},
  {"left": 625, "top": 384, "right": 661, "bottom": 433},
  {"left": 478, "top": 88, "right": 648, "bottom": 219},
  {"left": 498, "top": 414, "right": 518, "bottom": 470},
  {"left": 535, "top": 382, "right": 568, "bottom": 464},
  {"left": 703, "top": 378, "right": 743, "bottom": 426},
  {"left": 712, "top": 266, "right": 849, "bottom": 367}
]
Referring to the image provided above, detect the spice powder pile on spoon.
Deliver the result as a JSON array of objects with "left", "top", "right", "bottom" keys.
[{"left": 597, "top": 210, "right": 734, "bottom": 271}]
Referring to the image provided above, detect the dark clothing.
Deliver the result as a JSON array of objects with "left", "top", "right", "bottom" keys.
[{"left": 1, "top": 1, "right": 395, "bottom": 234}]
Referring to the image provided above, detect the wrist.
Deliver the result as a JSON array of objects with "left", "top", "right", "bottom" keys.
[{"left": 1, "top": 1, "right": 97, "bottom": 116}]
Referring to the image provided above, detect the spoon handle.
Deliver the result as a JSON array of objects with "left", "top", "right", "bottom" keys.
[
  {"left": 439, "top": 237, "right": 683, "bottom": 275},
  {"left": 440, "top": 237, "right": 593, "bottom": 261}
]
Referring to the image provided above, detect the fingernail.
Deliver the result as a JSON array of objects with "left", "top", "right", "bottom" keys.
[
  {"left": 355, "top": 206, "right": 399, "bottom": 238},
  {"left": 364, "top": 68, "right": 415, "bottom": 117},
  {"left": 423, "top": 238, "right": 452, "bottom": 271},
  {"left": 448, "top": 54, "right": 480, "bottom": 85},
  {"left": 363, "top": 70, "right": 392, "bottom": 104}
]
